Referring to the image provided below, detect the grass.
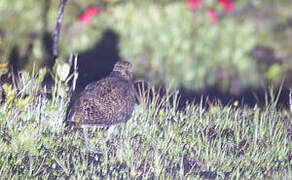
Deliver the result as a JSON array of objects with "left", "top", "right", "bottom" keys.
[{"left": 0, "top": 70, "right": 291, "bottom": 179}]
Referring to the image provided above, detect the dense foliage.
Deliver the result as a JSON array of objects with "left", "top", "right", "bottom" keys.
[
  {"left": 0, "top": 1, "right": 291, "bottom": 179},
  {"left": 0, "top": 0, "right": 291, "bottom": 92}
]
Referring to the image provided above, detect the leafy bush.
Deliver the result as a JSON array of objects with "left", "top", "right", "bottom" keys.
[
  {"left": 0, "top": 0, "right": 290, "bottom": 91},
  {"left": 69, "top": 2, "right": 259, "bottom": 90}
]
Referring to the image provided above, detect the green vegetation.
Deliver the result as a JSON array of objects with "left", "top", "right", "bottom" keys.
[
  {"left": 0, "top": 71, "right": 291, "bottom": 179},
  {"left": 0, "top": 1, "right": 291, "bottom": 178},
  {"left": 0, "top": 0, "right": 291, "bottom": 91},
  {"left": 67, "top": 1, "right": 260, "bottom": 90}
]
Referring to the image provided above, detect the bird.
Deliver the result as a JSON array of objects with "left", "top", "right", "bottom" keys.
[{"left": 67, "top": 60, "right": 136, "bottom": 153}]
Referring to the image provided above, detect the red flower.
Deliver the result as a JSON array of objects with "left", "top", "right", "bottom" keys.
[
  {"left": 207, "top": 9, "right": 218, "bottom": 24},
  {"left": 218, "top": 0, "right": 234, "bottom": 12},
  {"left": 185, "top": 0, "right": 201, "bottom": 10},
  {"left": 79, "top": 7, "right": 100, "bottom": 25}
]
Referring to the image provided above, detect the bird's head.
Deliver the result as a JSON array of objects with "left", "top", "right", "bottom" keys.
[{"left": 112, "top": 60, "right": 133, "bottom": 80}]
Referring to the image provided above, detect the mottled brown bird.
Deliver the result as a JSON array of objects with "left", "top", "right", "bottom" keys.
[{"left": 67, "top": 60, "right": 136, "bottom": 153}]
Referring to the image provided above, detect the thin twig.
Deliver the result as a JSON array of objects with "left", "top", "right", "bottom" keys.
[
  {"left": 289, "top": 89, "right": 292, "bottom": 113},
  {"left": 72, "top": 54, "right": 79, "bottom": 92},
  {"left": 53, "top": 0, "right": 68, "bottom": 59}
]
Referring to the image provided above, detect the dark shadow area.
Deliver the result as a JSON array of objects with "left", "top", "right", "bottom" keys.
[
  {"left": 274, "top": 18, "right": 292, "bottom": 33},
  {"left": 0, "top": 44, "right": 32, "bottom": 87},
  {"left": 42, "top": 31, "right": 55, "bottom": 70},
  {"left": 41, "top": 31, "right": 56, "bottom": 91},
  {"left": 68, "top": 29, "right": 120, "bottom": 95},
  {"left": 178, "top": 86, "right": 290, "bottom": 110},
  {"left": 250, "top": 45, "right": 282, "bottom": 65},
  {"left": 134, "top": 81, "right": 290, "bottom": 110},
  {"left": 8, "top": 47, "right": 21, "bottom": 75}
]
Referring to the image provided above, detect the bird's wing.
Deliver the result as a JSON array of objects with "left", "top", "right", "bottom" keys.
[{"left": 84, "top": 80, "right": 102, "bottom": 91}]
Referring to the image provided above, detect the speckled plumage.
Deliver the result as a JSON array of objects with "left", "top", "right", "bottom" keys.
[
  {"left": 68, "top": 60, "right": 136, "bottom": 127},
  {"left": 67, "top": 60, "right": 136, "bottom": 153}
]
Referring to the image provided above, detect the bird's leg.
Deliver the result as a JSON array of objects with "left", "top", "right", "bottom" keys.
[
  {"left": 83, "top": 127, "right": 90, "bottom": 148},
  {"left": 107, "top": 125, "right": 119, "bottom": 147},
  {"left": 107, "top": 125, "right": 127, "bottom": 150},
  {"left": 83, "top": 127, "right": 102, "bottom": 154},
  {"left": 107, "top": 125, "right": 117, "bottom": 138}
]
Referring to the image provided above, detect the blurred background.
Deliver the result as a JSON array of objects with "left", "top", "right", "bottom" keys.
[{"left": 0, "top": 0, "right": 291, "bottom": 107}]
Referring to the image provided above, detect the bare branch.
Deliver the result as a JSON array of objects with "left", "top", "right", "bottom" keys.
[{"left": 53, "top": 0, "right": 68, "bottom": 59}]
